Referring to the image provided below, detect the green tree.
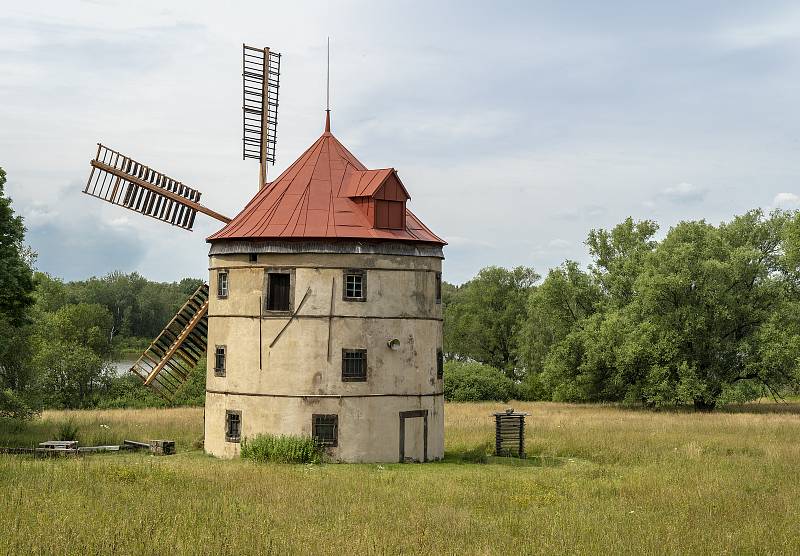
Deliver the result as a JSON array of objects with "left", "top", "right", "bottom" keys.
[
  {"left": 0, "top": 167, "right": 37, "bottom": 418},
  {"left": 539, "top": 210, "right": 800, "bottom": 410},
  {"left": 32, "top": 272, "right": 68, "bottom": 314},
  {"left": 587, "top": 217, "right": 658, "bottom": 308},
  {"left": 444, "top": 266, "right": 538, "bottom": 377},
  {"left": 34, "top": 341, "right": 112, "bottom": 409},
  {"left": 47, "top": 303, "right": 114, "bottom": 357},
  {"left": 517, "top": 260, "right": 601, "bottom": 375},
  {"left": 0, "top": 167, "right": 35, "bottom": 325},
  {"left": 626, "top": 211, "right": 797, "bottom": 409}
]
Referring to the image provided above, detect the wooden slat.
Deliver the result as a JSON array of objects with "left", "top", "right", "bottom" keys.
[{"left": 130, "top": 284, "right": 209, "bottom": 400}]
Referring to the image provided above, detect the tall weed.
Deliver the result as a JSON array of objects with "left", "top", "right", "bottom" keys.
[{"left": 240, "top": 434, "right": 323, "bottom": 464}]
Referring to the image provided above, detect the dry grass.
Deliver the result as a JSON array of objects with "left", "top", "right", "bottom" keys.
[{"left": 2, "top": 401, "right": 800, "bottom": 554}]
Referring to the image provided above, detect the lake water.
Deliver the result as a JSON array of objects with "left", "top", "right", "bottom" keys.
[{"left": 109, "top": 359, "right": 137, "bottom": 377}]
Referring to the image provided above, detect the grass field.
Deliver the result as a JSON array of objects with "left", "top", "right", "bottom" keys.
[{"left": 2, "top": 401, "right": 800, "bottom": 554}]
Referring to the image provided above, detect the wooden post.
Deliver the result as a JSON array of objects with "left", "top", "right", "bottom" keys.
[
  {"left": 259, "top": 47, "right": 270, "bottom": 190},
  {"left": 327, "top": 277, "right": 335, "bottom": 361}
]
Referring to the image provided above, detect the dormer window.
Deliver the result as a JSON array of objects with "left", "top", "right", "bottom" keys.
[{"left": 375, "top": 200, "right": 405, "bottom": 229}]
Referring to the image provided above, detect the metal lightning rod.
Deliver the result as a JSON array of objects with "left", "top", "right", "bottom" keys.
[{"left": 325, "top": 37, "right": 331, "bottom": 133}]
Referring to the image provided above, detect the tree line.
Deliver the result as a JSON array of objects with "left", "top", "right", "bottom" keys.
[
  {"left": 2, "top": 165, "right": 800, "bottom": 415},
  {"left": 0, "top": 165, "right": 204, "bottom": 417},
  {"left": 444, "top": 212, "right": 800, "bottom": 410}
]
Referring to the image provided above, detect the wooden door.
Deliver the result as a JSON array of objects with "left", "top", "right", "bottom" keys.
[{"left": 399, "top": 410, "right": 428, "bottom": 463}]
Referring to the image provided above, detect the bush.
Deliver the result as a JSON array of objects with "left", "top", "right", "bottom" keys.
[
  {"left": 56, "top": 418, "right": 79, "bottom": 441},
  {"left": 443, "top": 361, "right": 517, "bottom": 402},
  {"left": 516, "top": 373, "right": 550, "bottom": 401},
  {"left": 0, "top": 388, "right": 38, "bottom": 420},
  {"left": 240, "top": 434, "right": 323, "bottom": 464}
]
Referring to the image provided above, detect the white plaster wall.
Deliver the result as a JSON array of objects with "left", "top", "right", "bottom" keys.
[
  {"left": 204, "top": 249, "right": 444, "bottom": 463},
  {"left": 206, "top": 392, "right": 444, "bottom": 463}
]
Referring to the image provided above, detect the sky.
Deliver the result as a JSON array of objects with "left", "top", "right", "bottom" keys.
[{"left": 2, "top": 1, "right": 800, "bottom": 284}]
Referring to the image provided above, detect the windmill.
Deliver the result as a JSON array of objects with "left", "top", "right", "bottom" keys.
[{"left": 82, "top": 44, "right": 282, "bottom": 400}]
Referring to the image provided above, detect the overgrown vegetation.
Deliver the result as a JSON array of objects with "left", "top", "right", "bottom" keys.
[
  {"left": 445, "top": 211, "right": 800, "bottom": 409},
  {"left": 0, "top": 165, "right": 205, "bottom": 417},
  {"left": 442, "top": 361, "right": 516, "bottom": 402},
  {"left": 240, "top": 434, "right": 323, "bottom": 464},
  {"left": 2, "top": 402, "right": 800, "bottom": 553},
  {"left": 3, "top": 163, "right": 800, "bottom": 413}
]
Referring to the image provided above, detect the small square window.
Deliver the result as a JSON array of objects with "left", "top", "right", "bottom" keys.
[
  {"left": 343, "top": 270, "right": 366, "bottom": 301},
  {"left": 225, "top": 410, "right": 241, "bottom": 443},
  {"left": 342, "top": 349, "right": 367, "bottom": 382},
  {"left": 249, "top": 253, "right": 258, "bottom": 263},
  {"left": 437, "top": 349, "right": 444, "bottom": 380},
  {"left": 217, "top": 270, "right": 229, "bottom": 299},
  {"left": 312, "top": 414, "right": 338, "bottom": 447},
  {"left": 214, "top": 345, "right": 226, "bottom": 377},
  {"left": 435, "top": 272, "right": 442, "bottom": 305}
]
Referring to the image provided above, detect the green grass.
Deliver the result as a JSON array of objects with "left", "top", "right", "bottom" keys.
[{"left": 2, "top": 401, "right": 800, "bottom": 554}]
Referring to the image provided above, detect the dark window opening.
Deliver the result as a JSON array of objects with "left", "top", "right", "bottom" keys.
[
  {"left": 343, "top": 270, "right": 366, "bottom": 301},
  {"left": 249, "top": 253, "right": 258, "bottom": 263},
  {"left": 435, "top": 272, "right": 442, "bottom": 305},
  {"left": 312, "top": 414, "right": 338, "bottom": 447},
  {"left": 217, "top": 270, "right": 229, "bottom": 298},
  {"left": 375, "top": 200, "right": 404, "bottom": 229},
  {"left": 342, "top": 349, "right": 367, "bottom": 382},
  {"left": 214, "top": 345, "right": 226, "bottom": 377},
  {"left": 267, "top": 272, "right": 291, "bottom": 312},
  {"left": 437, "top": 349, "right": 444, "bottom": 380},
  {"left": 225, "top": 410, "right": 241, "bottom": 443}
]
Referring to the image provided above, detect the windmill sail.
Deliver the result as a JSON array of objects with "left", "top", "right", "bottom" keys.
[
  {"left": 242, "top": 44, "right": 281, "bottom": 187},
  {"left": 130, "top": 284, "right": 209, "bottom": 400},
  {"left": 84, "top": 144, "right": 230, "bottom": 231}
]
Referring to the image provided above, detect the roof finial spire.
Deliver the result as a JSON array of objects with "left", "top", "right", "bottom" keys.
[{"left": 325, "top": 36, "right": 331, "bottom": 133}]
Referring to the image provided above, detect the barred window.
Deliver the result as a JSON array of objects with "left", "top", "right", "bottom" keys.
[
  {"left": 225, "top": 410, "right": 241, "bottom": 443},
  {"left": 343, "top": 270, "right": 366, "bottom": 301},
  {"left": 214, "top": 345, "right": 226, "bottom": 377},
  {"left": 435, "top": 272, "right": 442, "bottom": 304},
  {"left": 312, "top": 414, "right": 338, "bottom": 447},
  {"left": 342, "top": 349, "right": 367, "bottom": 382},
  {"left": 217, "top": 270, "right": 229, "bottom": 298},
  {"left": 249, "top": 253, "right": 258, "bottom": 263},
  {"left": 437, "top": 349, "right": 444, "bottom": 380}
]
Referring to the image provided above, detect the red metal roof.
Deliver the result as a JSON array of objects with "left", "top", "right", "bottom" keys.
[{"left": 207, "top": 120, "right": 445, "bottom": 245}]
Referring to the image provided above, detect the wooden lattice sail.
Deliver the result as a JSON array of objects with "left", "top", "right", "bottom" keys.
[
  {"left": 84, "top": 144, "right": 230, "bottom": 230},
  {"left": 242, "top": 44, "right": 281, "bottom": 188},
  {"left": 130, "top": 284, "right": 209, "bottom": 400}
]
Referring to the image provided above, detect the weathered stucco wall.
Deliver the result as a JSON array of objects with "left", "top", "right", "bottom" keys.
[{"left": 204, "top": 249, "right": 444, "bottom": 463}]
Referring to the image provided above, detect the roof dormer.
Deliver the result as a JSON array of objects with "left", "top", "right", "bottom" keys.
[{"left": 343, "top": 169, "right": 409, "bottom": 230}]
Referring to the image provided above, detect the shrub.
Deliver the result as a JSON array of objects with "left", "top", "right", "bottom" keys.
[
  {"left": 443, "top": 361, "right": 517, "bottom": 402},
  {"left": 240, "top": 434, "right": 323, "bottom": 464},
  {"left": 56, "top": 418, "right": 79, "bottom": 441},
  {"left": 0, "top": 388, "right": 38, "bottom": 420}
]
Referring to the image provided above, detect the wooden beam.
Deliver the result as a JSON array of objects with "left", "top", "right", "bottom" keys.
[
  {"left": 259, "top": 47, "right": 270, "bottom": 190},
  {"left": 269, "top": 287, "right": 312, "bottom": 349},
  {"left": 90, "top": 160, "right": 232, "bottom": 224},
  {"left": 327, "top": 277, "right": 335, "bottom": 362}
]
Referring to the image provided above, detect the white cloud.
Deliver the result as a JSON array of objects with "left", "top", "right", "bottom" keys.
[
  {"left": 547, "top": 238, "right": 571, "bottom": 249},
  {"left": 715, "top": 9, "right": 800, "bottom": 50},
  {"left": 773, "top": 192, "right": 800, "bottom": 208},
  {"left": 658, "top": 182, "right": 705, "bottom": 204},
  {"left": 3, "top": 2, "right": 800, "bottom": 284}
]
